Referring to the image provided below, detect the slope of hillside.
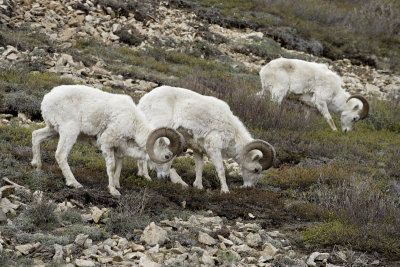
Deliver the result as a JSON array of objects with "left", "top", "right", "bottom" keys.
[{"left": 0, "top": 0, "right": 400, "bottom": 266}]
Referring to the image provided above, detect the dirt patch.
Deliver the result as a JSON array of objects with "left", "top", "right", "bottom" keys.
[{"left": 50, "top": 187, "right": 120, "bottom": 208}]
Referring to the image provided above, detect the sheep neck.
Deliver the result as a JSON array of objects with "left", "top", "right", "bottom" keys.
[{"left": 329, "top": 90, "right": 351, "bottom": 115}]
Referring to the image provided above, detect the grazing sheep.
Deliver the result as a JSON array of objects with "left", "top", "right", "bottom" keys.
[
  {"left": 259, "top": 58, "right": 369, "bottom": 132},
  {"left": 31, "top": 85, "right": 183, "bottom": 196},
  {"left": 137, "top": 86, "right": 276, "bottom": 193}
]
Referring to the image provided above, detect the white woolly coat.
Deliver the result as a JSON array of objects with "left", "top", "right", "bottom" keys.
[
  {"left": 138, "top": 86, "right": 254, "bottom": 158},
  {"left": 42, "top": 85, "right": 151, "bottom": 149}
]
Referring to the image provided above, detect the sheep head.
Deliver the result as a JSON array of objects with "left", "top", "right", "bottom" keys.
[
  {"left": 341, "top": 95, "right": 369, "bottom": 132},
  {"left": 239, "top": 140, "right": 276, "bottom": 187},
  {"left": 146, "top": 127, "right": 184, "bottom": 164}
]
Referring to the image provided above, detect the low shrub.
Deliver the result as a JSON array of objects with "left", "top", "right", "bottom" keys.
[
  {"left": 16, "top": 201, "right": 59, "bottom": 232},
  {"left": 63, "top": 224, "right": 109, "bottom": 242},
  {"left": 17, "top": 232, "right": 70, "bottom": 246},
  {"left": 59, "top": 209, "right": 83, "bottom": 225}
]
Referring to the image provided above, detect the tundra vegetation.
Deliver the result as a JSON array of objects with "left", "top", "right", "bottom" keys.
[{"left": 0, "top": 0, "right": 399, "bottom": 264}]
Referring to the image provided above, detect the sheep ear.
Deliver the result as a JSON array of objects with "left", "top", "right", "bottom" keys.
[
  {"left": 252, "top": 154, "right": 261, "bottom": 161},
  {"left": 353, "top": 104, "right": 359, "bottom": 111},
  {"left": 159, "top": 138, "right": 167, "bottom": 146}
]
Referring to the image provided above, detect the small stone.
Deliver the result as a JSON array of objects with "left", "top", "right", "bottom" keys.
[
  {"left": 53, "top": 244, "right": 63, "bottom": 260},
  {"left": 259, "top": 255, "right": 273, "bottom": 263},
  {"left": 228, "top": 233, "right": 244, "bottom": 245},
  {"left": 140, "top": 222, "right": 168, "bottom": 246},
  {"left": 15, "top": 243, "right": 36, "bottom": 255},
  {"left": 200, "top": 251, "right": 214, "bottom": 265},
  {"left": 0, "top": 197, "right": 20, "bottom": 214},
  {"left": 198, "top": 232, "right": 217, "bottom": 245},
  {"left": 232, "top": 244, "right": 253, "bottom": 253},
  {"left": 112, "top": 23, "right": 122, "bottom": 33},
  {"left": 246, "top": 233, "right": 262, "bottom": 247},
  {"left": 84, "top": 238, "right": 92, "bottom": 249},
  {"left": 75, "top": 259, "right": 95, "bottom": 267},
  {"left": 220, "top": 243, "right": 226, "bottom": 250},
  {"left": 117, "top": 237, "right": 128, "bottom": 249},
  {"left": 218, "top": 235, "right": 233, "bottom": 246},
  {"left": 98, "top": 257, "right": 113, "bottom": 264},
  {"left": 307, "top": 252, "right": 330, "bottom": 266},
  {"left": 337, "top": 251, "right": 347, "bottom": 262},
  {"left": 130, "top": 243, "right": 145, "bottom": 252},
  {"left": 139, "top": 256, "right": 162, "bottom": 267},
  {"left": 103, "top": 238, "right": 117, "bottom": 247},
  {"left": 83, "top": 244, "right": 98, "bottom": 256},
  {"left": 90, "top": 206, "right": 104, "bottom": 223},
  {"left": 74, "top": 234, "right": 88, "bottom": 246},
  {"left": 315, "top": 252, "right": 330, "bottom": 261},
  {"left": 260, "top": 242, "right": 278, "bottom": 257}
]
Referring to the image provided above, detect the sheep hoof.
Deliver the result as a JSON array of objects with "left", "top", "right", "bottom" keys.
[
  {"left": 31, "top": 161, "right": 41, "bottom": 171},
  {"left": 67, "top": 181, "right": 83, "bottom": 188},
  {"left": 221, "top": 188, "right": 230, "bottom": 194},
  {"left": 193, "top": 182, "right": 203, "bottom": 190},
  {"left": 180, "top": 181, "right": 189, "bottom": 187},
  {"left": 109, "top": 187, "right": 121, "bottom": 197}
]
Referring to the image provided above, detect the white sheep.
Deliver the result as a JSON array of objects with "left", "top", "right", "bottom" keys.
[
  {"left": 259, "top": 58, "right": 369, "bottom": 132},
  {"left": 31, "top": 85, "right": 183, "bottom": 196},
  {"left": 137, "top": 86, "right": 276, "bottom": 193}
]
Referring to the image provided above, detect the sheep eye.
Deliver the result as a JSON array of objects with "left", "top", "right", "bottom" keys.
[{"left": 353, "top": 117, "right": 357, "bottom": 121}]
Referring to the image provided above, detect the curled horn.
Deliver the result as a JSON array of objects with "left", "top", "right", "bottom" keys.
[
  {"left": 347, "top": 95, "right": 369, "bottom": 120},
  {"left": 239, "top": 140, "right": 276, "bottom": 170},
  {"left": 146, "top": 127, "right": 184, "bottom": 164}
]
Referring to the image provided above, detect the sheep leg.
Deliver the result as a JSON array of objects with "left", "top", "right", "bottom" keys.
[
  {"left": 31, "top": 125, "right": 57, "bottom": 170},
  {"left": 270, "top": 86, "right": 288, "bottom": 104},
  {"left": 208, "top": 150, "right": 229, "bottom": 193},
  {"left": 101, "top": 146, "right": 120, "bottom": 196},
  {"left": 55, "top": 126, "right": 82, "bottom": 189},
  {"left": 316, "top": 101, "right": 337, "bottom": 131},
  {"left": 137, "top": 160, "right": 152, "bottom": 180},
  {"left": 169, "top": 168, "right": 188, "bottom": 187},
  {"left": 113, "top": 156, "right": 123, "bottom": 189},
  {"left": 193, "top": 152, "right": 204, "bottom": 190}
]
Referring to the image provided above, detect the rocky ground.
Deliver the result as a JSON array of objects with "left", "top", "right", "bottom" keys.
[
  {"left": 0, "top": 171, "right": 378, "bottom": 267},
  {"left": 0, "top": 0, "right": 399, "bottom": 100},
  {"left": 0, "top": 0, "right": 399, "bottom": 266}
]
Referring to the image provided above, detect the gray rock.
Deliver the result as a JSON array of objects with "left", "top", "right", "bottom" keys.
[
  {"left": 232, "top": 244, "right": 254, "bottom": 253},
  {"left": 15, "top": 242, "right": 39, "bottom": 255},
  {"left": 75, "top": 259, "right": 95, "bottom": 267},
  {"left": 74, "top": 234, "right": 88, "bottom": 246},
  {"left": 198, "top": 231, "right": 217, "bottom": 245},
  {"left": 140, "top": 222, "right": 168, "bottom": 246},
  {"left": 53, "top": 244, "right": 63, "bottom": 260},
  {"left": 246, "top": 233, "right": 262, "bottom": 247},
  {"left": 260, "top": 242, "right": 278, "bottom": 257},
  {"left": 307, "top": 252, "right": 330, "bottom": 266},
  {"left": 200, "top": 251, "right": 214, "bottom": 265}
]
